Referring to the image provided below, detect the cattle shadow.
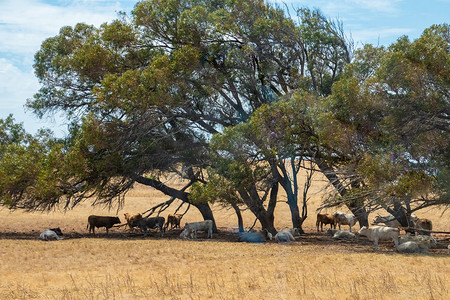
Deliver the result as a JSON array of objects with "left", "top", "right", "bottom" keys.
[{"left": 1, "top": 229, "right": 448, "bottom": 255}]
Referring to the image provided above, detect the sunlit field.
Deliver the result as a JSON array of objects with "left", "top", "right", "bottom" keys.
[{"left": 1, "top": 175, "right": 449, "bottom": 299}]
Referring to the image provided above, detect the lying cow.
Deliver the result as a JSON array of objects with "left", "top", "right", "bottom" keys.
[
  {"left": 397, "top": 240, "right": 430, "bottom": 254},
  {"left": 237, "top": 229, "right": 272, "bottom": 243},
  {"left": 87, "top": 215, "right": 121, "bottom": 234},
  {"left": 334, "top": 212, "right": 358, "bottom": 232},
  {"left": 164, "top": 214, "right": 183, "bottom": 231},
  {"left": 180, "top": 220, "right": 213, "bottom": 239},
  {"left": 124, "top": 213, "right": 143, "bottom": 230},
  {"left": 331, "top": 230, "right": 356, "bottom": 240},
  {"left": 316, "top": 213, "right": 335, "bottom": 232},
  {"left": 399, "top": 234, "right": 437, "bottom": 248},
  {"left": 275, "top": 229, "right": 296, "bottom": 243},
  {"left": 410, "top": 214, "right": 433, "bottom": 235},
  {"left": 372, "top": 213, "right": 419, "bottom": 228},
  {"left": 39, "top": 228, "right": 63, "bottom": 241},
  {"left": 358, "top": 226, "right": 399, "bottom": 251},
  {"left": 372, "top": 214, "right": 402, "bottom": 228},
  {"left": 132, "top": 216, "right": 165, "bottom": 237}
]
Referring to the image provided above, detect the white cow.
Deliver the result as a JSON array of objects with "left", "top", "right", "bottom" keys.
[
  {"left": 358, "top": 226, "right": 399, "bottom": 251},
  {"left": 275, "top": 230, "right": 296, "bottom": 243},
  {"left": 180, "top": 220, "right": 213, "bottom": 239},
  {"left": 39, "top": 228, "right": 63, "bottom": 241},
  {"left": 399, "top": 234, "right": 437, "bottom": 248},
  {"left": 372, "top": 214, "right": 402, "bottom": 227},
  {"left": 334, "top": 212, "right": 358, "bottom": 232},
  {"left": 372, "top": 213, "right": 418, "bottom": 228},
  {"left": 397, "top": 241, "right": 430, "bottom": 254},
  {"left": 331, "top": 230, "right": 356, "bottom": 240},
  {"left": 238, "top": 230, "right": 272, "bottom": 243}
]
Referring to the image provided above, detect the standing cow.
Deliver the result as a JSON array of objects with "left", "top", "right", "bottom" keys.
[
  {"left": 124, "top": 213, "right": 143, "bottom": 230},
  {"left": 180, "top": 220, "right": 213, "bottom": 239},
  {"left": 164, "top": 214, "right": 183, "bottom": 231},
  {"left": 316, "top": 213, "right": 335, "bottom": 232},
  {"left": 132, "top": 216, "right": 165, "bottom": 237},
  {"left": 334, "top": 212, "right": 358, "bottom": 232},
  {"left": 358, "top": 226, "right": 399, "bottom": 251},
  {"left": 87, "top": 215, "right": 121, "bottom": 234}
]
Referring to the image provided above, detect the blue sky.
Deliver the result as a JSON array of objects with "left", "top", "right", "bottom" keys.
[{"left": 1, "top": 0, "right": 449, "bottom": 137}]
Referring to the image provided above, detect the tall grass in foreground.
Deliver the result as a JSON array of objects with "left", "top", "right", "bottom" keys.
[{"left": 0, "top": 239, "right": 448, "bottom": 300}]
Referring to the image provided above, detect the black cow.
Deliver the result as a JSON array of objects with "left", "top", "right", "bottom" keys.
[
  {"left": 132, "top": 216, "right": 165, "bottom": 237},
  {"left": 87, "top": 215, "right": 121, "bottom": 234}
]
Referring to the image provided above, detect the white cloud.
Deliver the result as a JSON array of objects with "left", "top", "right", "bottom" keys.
[
  {"left": 0, "top": 0, "right": 131, "bottom": 56},
  {"left": 350, "top": 27, "right": 414, "bottom": 46},
  {"left": 346, "top": 0, "right": 402, "bottom": 14},
  {"left": 0, "top": 58, "right": 38, "bottom": 110},
  {"left": 0, "top": 0, "right": 134, "bottom": 135}
]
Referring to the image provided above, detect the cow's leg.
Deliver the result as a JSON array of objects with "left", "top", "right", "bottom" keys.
[
  {"left": 374, "top": 237, "right": 379, "bottom": 251},
  {"left": 349, "top": 225, "right": 352, "bottom": 233}
]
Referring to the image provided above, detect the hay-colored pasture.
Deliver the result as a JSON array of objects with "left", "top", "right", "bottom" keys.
[{"left": 1, "top": 175, "right": 449, "bottom": 299}]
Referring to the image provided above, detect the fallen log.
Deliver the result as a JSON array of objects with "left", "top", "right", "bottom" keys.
[{"left": 400, "top": 227, "right": 450, "bottom": 235}]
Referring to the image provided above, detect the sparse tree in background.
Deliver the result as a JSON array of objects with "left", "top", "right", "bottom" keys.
[{"left": 315, "top": 24, "right": 450, "bottom": 226}]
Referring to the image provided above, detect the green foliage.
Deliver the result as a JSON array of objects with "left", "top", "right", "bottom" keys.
[
  {"left": 10, "top": 0, "right": 448, "bottom": 217},
  {"left": 317, "top": 24, "right": 450, "bottom": 210},
  {"left": 189, "top": 172, "right": 241, "bottom": 206}
]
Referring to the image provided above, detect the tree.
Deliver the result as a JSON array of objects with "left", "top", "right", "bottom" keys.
[
  {"left": 315, "top": 24, "right": 450, "bottom": 226},
  {"left": 16, "top": 0, "right": 303, "bottom": 224},
  {"left": 10, "top": 1, "right": 352, "bottom": 230}
]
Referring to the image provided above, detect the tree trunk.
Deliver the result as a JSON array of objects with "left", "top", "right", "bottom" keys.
[
  {"left": 255, "top": 209, "right": 277, "bottom": 235},
  {"left": 238, "top": 186, "right": 277, "bottom": 235},
  {"left": 387, "top": 202, "right": 415, "bottom": 234},
  {"left": 193, "top": 202, "right": 218, "bottom": 232},
  {"left": 348, "top": 206, "right": 369, "bottom": 228},
  {"left": 136, "top": 176, "right": 218, "bottom": 232},
  {"left": 231, "top": 202, "right": 244, "bottom": 232},
  {"left": 315, "top": 161, "right": 369, "bottom": 227}
]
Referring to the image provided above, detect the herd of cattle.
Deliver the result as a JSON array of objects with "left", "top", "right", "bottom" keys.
[
  {"left": 316, "top": 211, "right": 439, "bottom": 253},
  {"left": 38, "top": 211, "right": 446, "bottom": 254}
]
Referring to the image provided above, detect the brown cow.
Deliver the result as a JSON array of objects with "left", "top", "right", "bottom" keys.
[
  {"left": 124, "top": 213, "right": 143, "bottom": 230},
  {"left": 316, "top": 213, "right": 335, "bottom": 232},
  {"left": 409, "top": 214, "right": 433, "bottom": 235},
  {"left": 87, "top": 215, "right": 121, "bottom": 234},
  {"left": 164, "top": 214, "right": 183, "bottom": 231}
]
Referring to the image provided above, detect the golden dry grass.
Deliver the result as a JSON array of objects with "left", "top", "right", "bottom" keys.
[{"left": 1, "top": 175, "right": 449, "bottom": 299}]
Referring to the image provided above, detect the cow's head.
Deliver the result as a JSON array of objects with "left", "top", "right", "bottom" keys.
[
  {"left": 50, "top": 227, "right": 63, "bottom": 236},
  {"left": 358, "top": 226, "right": 368, "bottom": 236},
  {"left": 372, "top": 214, "right": 393, "bottom": 225},
  {"left": 114, "top": 217, "right": 121, "bottom": 224}
]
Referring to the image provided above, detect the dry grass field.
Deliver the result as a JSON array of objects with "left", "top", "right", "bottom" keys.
[{"left": 0, "top": 175, "right": 449, "bottom": 299}]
